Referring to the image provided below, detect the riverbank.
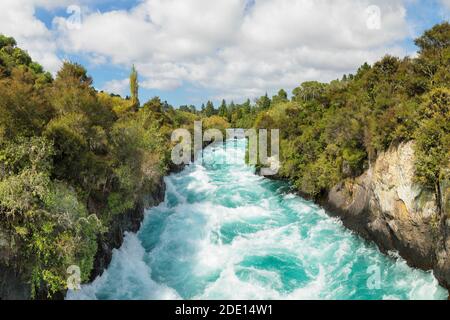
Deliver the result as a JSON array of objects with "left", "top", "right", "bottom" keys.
[
  {"left": 90, "top": 161, "right": 188, "bottom": 282},
  {"left": 90, "top": 177, "right": 166, "bottom": 282}
]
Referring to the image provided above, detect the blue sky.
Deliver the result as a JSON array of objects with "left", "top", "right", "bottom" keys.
[
  {"left": 2, "top": 0, "right": 449, "bottom": 108},
  {"left": 403, "top": 0, "right": 449, "bottom": 50}
]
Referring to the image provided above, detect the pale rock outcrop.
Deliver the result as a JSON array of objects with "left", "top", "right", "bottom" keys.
[{"left": 324, "top": 141, "right": 450, "bottom": 291}]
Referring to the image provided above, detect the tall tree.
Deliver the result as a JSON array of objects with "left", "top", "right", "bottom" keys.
[
  {"left": 189, "top": 105, "right": 197, "bottom": 114},
  {"left": 218, "top": 99, "right": 228, "bottom": 117},
  {"left": 242, "top": 98, "right": 251, "bottom": 113},
  {"left": 256, "top": 93, "right": 271, "bottom": 110},
  {"left": 272, "top": 89, "right": 288, "bottom": 104},
  {"left": 227, "top": 101, "right": 236, "bottom": 122},
  {"left": 130, "top": 64, "right": 140, "bottom": 111},
  {"left": 204, "top": 101, "right": 215, "bottom": 117}
]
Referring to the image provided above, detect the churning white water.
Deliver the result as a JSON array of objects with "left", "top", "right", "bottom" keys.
[{"left": 67, "top": 139, "right": 447, "bottom": 300}]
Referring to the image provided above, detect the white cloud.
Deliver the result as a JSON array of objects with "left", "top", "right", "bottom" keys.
[
  {"left": 101, "top": 78, "right": 129, "bottom": 96},
  {"left": 441, "top": 0, "right": 450, "bottom": 9},
  {"left": 2, "top": 0, "right": 413, "bottom": 101},
  {"left": 142, "top": 78, "right": 183, "bottom": 90},
  {"left": 0, "top": 0, "right": 67, "bottom": 72},
  {"left": 0, "top": 0, "right": 97, "bottom": 72}
]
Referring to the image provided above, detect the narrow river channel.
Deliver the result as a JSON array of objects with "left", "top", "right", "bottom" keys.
[{"left": 67, "top": 139, "right": 446, "bottom": 300}]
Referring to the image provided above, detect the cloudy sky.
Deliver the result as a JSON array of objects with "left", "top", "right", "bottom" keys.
[{"left": 0, "top": 0, "right": 449, "bottom": 106}]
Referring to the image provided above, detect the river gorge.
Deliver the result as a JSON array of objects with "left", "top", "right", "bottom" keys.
[{"left": 67, "top": 139, "right": 447, "bottom": 300}]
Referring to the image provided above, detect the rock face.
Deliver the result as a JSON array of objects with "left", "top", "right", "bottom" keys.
[
  {"left": 90, "top": 176, "right": 166, "bottom": 281},
  {"left": 0, "top": 265, "right": 30, "bottom": 300},
  {"left": 0, "top": 225, "right": 31, "bottom": 300},
  {"left": 324, "top": 141, "right": 450, "bottom": 291}
]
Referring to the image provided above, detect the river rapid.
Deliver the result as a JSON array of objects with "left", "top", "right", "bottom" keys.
[{"left": 67, "top": 139, "right": 447, "bottom": 300}]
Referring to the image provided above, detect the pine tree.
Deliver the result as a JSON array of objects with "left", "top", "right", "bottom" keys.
[
  {"left": 257, "top": 93, "right": 271, "bottom": 110},
  {"left": 218, "top": 99, "right": 228, "bottom": 117},
  {"left": 272, "top": 89, "right": 288, "bottom": 104},
  {"left": 242, "top": 99, "right": 251, "bottom": 113},
  {"left": 227, "top": 101, "right": 236, "bottom": 122},
  {"left": 205, "top": 101, "right": 215, "bottom": 117}
]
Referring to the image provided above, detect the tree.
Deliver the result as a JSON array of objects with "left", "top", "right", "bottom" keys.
[
  {"left": 143, "top": 97, "right": 163, "bottom": 113},
  {"left": 204, "top": 101, "right": 215, "bottom": 117},
  {"left": 52, "top": 62, "right": 115, "bottom": 127},
  {"left": 242, "top": 99, "right": 251, "bottom": 113},
  {"left": 227, "top": 101, "right": 236, "bottom": 121},
  {"left": 292, "top": 82, "right": 327, "bottom": 103},
  {"left": 56, "top": 61, "right": 92, "bottom": 87},
  {"left": 179, "top": 105, "right": 190, "bottom": 112},
  {"left": 355, "top": 62, "right": 371, "bottom": 79},
  {"left": 415, "top": 88, "right": 450, "bottom": 190},
  {"left": 256, "top": 93, "right": 271, "bottom": 110},
  {"left": 130, "top": 64, "right": 140, "bottom": 111},
  {"left": 0, "top": 68, "right": 53, "bottom": 139},
  {"left": 373, "top": 55, "right": 400, "bottom": 78},
  {"left": 272, "top": 89, "right": 288, "bottom": 104},
  {"left": 414, "top": 22, "right": 450, "bottom": 87},
  {"left": 0, "top": 35, "right": 16, "bottom": 49},
  {"left": 218, "top": 99, "right": 228, "bottom": 117},
  {"left": 415, "top": 22, "right": 450, "bottom": 54},
  {"left": 162, "top": 100, "right": 173, "bottom": 112}
]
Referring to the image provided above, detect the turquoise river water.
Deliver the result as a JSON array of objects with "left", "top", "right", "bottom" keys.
[{"left": 67, "top": 139, "right": 447, "bottom": 300}]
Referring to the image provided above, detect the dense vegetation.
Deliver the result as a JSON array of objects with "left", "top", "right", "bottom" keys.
[
  {"left": 0, "top": 23, "right": 449, "bottom": 299},
  {"left": 0, "top": 35, "right": 202, "bottom": 298}
]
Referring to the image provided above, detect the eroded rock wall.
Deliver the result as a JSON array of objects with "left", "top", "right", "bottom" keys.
[{"left": 325, "top": 141, "right": 450, "bottom": 290}]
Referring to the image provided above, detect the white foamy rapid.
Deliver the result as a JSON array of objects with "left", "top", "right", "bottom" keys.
[{"left": 67, "top": 139, "right": 447, "bottom": 300}]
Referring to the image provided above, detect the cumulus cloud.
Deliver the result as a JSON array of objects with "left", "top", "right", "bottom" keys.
[
  {"left": 0, "top": 0, "right": 67, "bottom": 72},
  {"left": 101, "top": 78, "right": 129, "bottom": 97},
  {"left": 0, "top": 0, "right": 96, "bottom": 72},
  {"left": 441, "top": 0, "right": 450, "bottom": 9},
  {"left": 2, "top": 0, "right": 413, "bottom": 101}
]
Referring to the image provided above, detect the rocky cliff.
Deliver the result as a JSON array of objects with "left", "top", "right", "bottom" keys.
[
  {"left": 90, "top": 176, "right": 166, "bottom": 281},
  {"left": 323, "top": 141, "right": 450, "bottom": 291},
  {"left": 0, "top": 225, "right": 30, "bottom": 299}
]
